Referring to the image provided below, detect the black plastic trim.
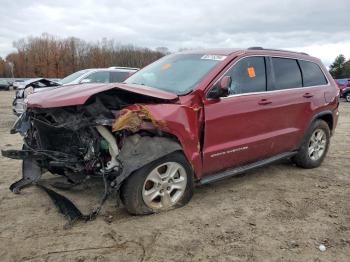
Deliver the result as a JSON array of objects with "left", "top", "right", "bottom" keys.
[{"left": 199, "top": 151, "right": 297, "bottom": 185}]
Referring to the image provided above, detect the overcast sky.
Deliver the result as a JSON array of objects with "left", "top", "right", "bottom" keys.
[{"left": 1, "top": 0, "right": 349, "bottom": 66}]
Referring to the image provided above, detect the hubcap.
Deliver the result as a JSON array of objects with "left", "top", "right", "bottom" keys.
[
  {"left": 308, "top": 129, "right": 327, "bottom": 161},
  {"left": 142, "top": 162, "right": 187, "bottom": 210}
]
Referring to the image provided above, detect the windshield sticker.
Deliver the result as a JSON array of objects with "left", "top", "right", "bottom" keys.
[
  {"left": 201, "top": 55, "right": 227, "bottom": 61},
  {"left": 162, "top": 63, "right": 172, "bottom": 70},
  {"left": 247, "top": 67, "right": 256, "bottom": 78}
]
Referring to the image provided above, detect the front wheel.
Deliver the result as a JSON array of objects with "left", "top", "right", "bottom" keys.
[
  {"left": 121, "top": 152, "right": 194, "bottom": 215},
  {"left": 293, "top": 120, "right": 330, "bottom": 168}
]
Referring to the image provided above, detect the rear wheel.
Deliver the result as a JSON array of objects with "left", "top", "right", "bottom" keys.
[
  {"left": 121, "top": 152, "right": 194, "bottom": 215},
  {"left": 293, "top": 120, "right": 330, "bottom": 168}
]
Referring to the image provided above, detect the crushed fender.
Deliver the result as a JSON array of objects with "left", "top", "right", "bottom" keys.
[{"left": 112, "top": 105, "right": 166, "bottom": 132}]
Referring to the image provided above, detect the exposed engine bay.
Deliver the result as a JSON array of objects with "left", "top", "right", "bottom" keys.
[{"left": 2, "top": 88, "right": 184, "bottom": 224}]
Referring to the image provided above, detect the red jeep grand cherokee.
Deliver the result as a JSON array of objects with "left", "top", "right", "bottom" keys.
[{"left": 2, "top": 47, "right": 339, "bottom": 217}]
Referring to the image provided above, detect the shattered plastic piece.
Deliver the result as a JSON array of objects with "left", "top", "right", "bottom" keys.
[
  {"left": 10, "top": 157, "right": 42, "bottom": 193},
  {"left": 38, "top": 184, "right": 86, "bottom": 224}
]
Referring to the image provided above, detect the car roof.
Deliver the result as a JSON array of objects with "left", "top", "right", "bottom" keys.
[{"left": 178, "top": 48, "right": 242, "bottom": 56}]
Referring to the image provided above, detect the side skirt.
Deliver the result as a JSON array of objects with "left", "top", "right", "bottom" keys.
[{"left": 199, "top": 151, "right": 297, "bottom": 185}]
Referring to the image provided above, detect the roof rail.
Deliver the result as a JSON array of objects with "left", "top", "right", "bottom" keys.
[
  {"left": 108, "top": 66, "right": 140, "bottom": 70},
  {"left": 247, "top": 47, "right": 309, "bottom": 56}
]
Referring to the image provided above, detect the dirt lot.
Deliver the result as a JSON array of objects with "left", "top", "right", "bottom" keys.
[{"left": 0, "top": 91, "right": 349, "bottom": 262}]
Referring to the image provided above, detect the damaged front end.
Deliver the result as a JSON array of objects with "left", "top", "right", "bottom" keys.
[{"left": 2, "top": 87, "right": 188, "bottom": 223}]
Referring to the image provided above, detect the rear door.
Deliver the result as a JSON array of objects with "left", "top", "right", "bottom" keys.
[{"left": 264, "top": 57, "right": 328, "bottom": 155}]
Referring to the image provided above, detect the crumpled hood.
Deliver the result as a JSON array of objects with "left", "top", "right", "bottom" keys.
[{"left": 27, "top": 83, "right": 178, "bottom": 108}]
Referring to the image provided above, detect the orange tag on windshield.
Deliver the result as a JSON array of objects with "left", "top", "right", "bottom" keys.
[
  {"left": 247, "top": 67, "right": 256, "bottom": 78},
  {"left": 163, "top": 63, "right": 172, "bottom": 70}
]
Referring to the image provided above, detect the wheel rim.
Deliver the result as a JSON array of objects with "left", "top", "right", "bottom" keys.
[
  {"left": 308, "top": 129, "right": 327, "bottom": 161},
  {"left": 346, "top": 94, "right": 350, "bottom": 102},
  {"left": 142, "top": 162, "right": 187, "bottom": 210}
]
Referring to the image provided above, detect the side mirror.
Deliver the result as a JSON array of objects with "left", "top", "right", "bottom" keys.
[
  {"left": 208, "top": 76, "right": 231, "bottom": 99},
  {"left": 80, "top": 78, "right": 92, "bottom": 84}
]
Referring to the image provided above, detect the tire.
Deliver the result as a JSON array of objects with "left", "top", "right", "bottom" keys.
[
  {"left": 121, "top": 151, "right": 194, "bottom": 215},
  {"left": 293, "top": 120, "right": 330, "bottom": 169},
  {"left": 345, "top": 93, "right": 350, "bottom": 102}
]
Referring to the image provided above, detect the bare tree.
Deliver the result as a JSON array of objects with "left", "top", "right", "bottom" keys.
[{"left": 2, "top": 33, "right": 165, "bottom": 78}]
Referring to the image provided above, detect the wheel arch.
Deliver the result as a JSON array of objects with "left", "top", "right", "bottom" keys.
[
  {"left": 313, "top": 111, "right": 334, "bottom": 133},
  {"left": 314, "top": 111, "right": 334, "bottom": 133},
  {"left": 114, "top": 134, "right": 189, "bottom": 189}
]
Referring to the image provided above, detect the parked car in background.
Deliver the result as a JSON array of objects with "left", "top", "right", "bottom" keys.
[
  {"left": 59, "top": 67, "right": 139, "bottom": 85},
  {"left": 12, "top": 78, "right": 60, "bottom": 115},
  {"left": 12, "top": 79, "right": 25, "bottom": 90},
  {"left": 7, "top": 80, "right": 14, "bottom": 88},
  {"left": 12, "top": 67, "right": 139, "bottom": 115},
  {"left": 2, "top": 48, "right": 339, "bottom": 219},
  {"left": 0, "top": 80, "right": 11, "bottom": 90},
  {"left": 335, "top": 79, "right": 348, "bottom": 91},
  {"left": 341, "top": 79, "right": 350, "bottom": 102}
]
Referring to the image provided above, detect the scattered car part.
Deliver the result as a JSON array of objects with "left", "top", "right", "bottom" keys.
[{"left": 12, "top": 78, "right": 61, "bottom": 115}]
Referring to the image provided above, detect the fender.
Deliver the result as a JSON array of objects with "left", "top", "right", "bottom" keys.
[
  {"left": 310, "top": 110, "right": 335, "bottom": 134},
  {"left": 113, "top": 103, "right": 204, "bottom": 179}
]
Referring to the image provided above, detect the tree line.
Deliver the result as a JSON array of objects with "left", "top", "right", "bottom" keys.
[
  {"left": 329, "top": 54, "right": 350, "bottom": 79},
  {"left": 1, "top": 34, "right": 349, "bottom": 80},
  {"left": 0, "top": 34, "right": 167, "bottom": 78}
]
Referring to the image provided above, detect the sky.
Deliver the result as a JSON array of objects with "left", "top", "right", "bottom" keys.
[{"left": 1, "top": 0, "right": 350, "bottom": 66}]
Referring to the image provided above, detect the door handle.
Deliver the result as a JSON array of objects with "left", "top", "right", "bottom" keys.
[
  {"left": 303, "top": 92, "right": 313, "bottom": 98},
  {"left": 258, "top": 99, "right": 272, "bottom": 105}
]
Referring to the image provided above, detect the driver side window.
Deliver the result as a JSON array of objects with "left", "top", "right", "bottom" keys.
[
  {"left": 225, "top": 57, "right": 266, "bottom": 95},
  {"left": 82, "top": 71, "right": 110, "bottom": 83}
]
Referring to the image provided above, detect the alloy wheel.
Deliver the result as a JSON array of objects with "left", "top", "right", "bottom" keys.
[
  {"left": 308, "top": 129, "right": 327, "bottom": 161},
  {"left": 142, "top": 162, "right": 187, "bottom": 210}
]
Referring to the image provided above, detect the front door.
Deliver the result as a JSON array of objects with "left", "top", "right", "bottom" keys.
[{"left": 202, "top": 56, "right": 278, "bottom": 175}]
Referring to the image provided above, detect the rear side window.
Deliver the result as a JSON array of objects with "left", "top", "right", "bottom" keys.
[
  {"left": 225, "top": 56, "right": 266, "bottom": 95},
  {"left": 272, "top": 58, "right": 302, "bottom": 90},
  {"left": 110, "top": 71, "right": 130, "bottom": 82},
  {"left": 298, "top": 60, "right": 327, "bottom": 86}
]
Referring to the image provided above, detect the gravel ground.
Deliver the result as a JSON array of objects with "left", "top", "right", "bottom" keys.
[{"left": 0, "top": 91, "right": 349, "bottom": 262}]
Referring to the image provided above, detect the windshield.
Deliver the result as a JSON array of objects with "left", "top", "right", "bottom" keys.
[
  {"left": 125, "top": 54, "right": 225, "bottom": 95},
  {"left": 60, "top": 69, "right": 91, "bottom": 85}
]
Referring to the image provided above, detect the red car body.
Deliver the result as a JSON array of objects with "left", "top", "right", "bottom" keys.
[{"left": 26, "top": 48, "right": 339, "bottom": 180}]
